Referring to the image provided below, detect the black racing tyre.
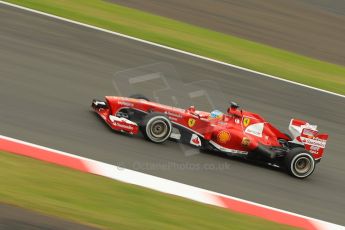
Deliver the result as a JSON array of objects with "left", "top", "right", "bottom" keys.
[
  {"left": 140, "top": 112, "right": 172, "bottom": 143},
  {"left": 285, "top": 147, "right": 315, "bottom": 179},
  {"left": 129, "top": 94, "right": 150, "bottom": 101}
]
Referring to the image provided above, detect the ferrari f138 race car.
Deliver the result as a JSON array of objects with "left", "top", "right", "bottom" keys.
[{"left": 92, "top": 95, "right": 328, "bottom": 179}]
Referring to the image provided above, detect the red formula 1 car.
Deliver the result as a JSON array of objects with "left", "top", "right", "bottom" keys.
[{"left": 92, "top": 94, "right": 329, "bottom": 178}]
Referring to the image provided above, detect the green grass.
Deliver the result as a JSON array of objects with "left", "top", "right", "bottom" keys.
[
  {"left": 5, "top": 0, "right": 345, "bottom": 95},
  {"left": 0, "top": 151, "right": 295, "bottom": 229}
]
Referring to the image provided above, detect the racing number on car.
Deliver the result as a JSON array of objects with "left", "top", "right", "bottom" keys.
[
  {"left": 188, "top": 118, "right": 196, "bottom": 127},
  {"left": 243, "top": 118, "right": 250, "bottom": 127}
]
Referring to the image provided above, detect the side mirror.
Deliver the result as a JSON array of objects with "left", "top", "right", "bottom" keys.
[
  {"left": 227, "top": 102, "right": 241, "bottom": 116},
  {"left": 186, "top": 105, "right": 196, "bottom": 113},
  {"left": 186, "top": 106, "right": 200, "bottom": 118},
  {"left": 230, "top": 102, "right": 239, "bottom": 109}
]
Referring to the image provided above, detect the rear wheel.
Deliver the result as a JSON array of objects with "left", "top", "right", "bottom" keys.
[
  {"left": 140, "top": 112, "right": 172, "bottom": 143},
  {"left": 129, "top": 94, "right": 150, "bottom": 101},
  {"left": 285, "top": 148, "right": 315, "bottom": 179}
]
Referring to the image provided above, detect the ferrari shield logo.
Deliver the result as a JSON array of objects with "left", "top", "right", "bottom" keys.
[
  {"left": 243, "top": 118, "right": 250, "bottom": 127},
  {"left": 188, "top": 118, "right": 196, "bottom": 127}
]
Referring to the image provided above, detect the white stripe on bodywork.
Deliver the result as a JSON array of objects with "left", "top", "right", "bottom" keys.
[{"left": 209, "top": 141, "right": 248, "bottom": 155}]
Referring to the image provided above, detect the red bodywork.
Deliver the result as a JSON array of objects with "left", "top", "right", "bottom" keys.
[{"left": 93, "top": 96, "right": 328, "bottom": 160}]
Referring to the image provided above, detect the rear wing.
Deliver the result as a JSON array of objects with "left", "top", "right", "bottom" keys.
[{"left": 289, "top": 119, "right": 329, "bottom": 160}]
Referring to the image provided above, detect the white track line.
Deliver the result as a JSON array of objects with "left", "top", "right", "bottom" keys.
[{"left": 1, "top": 1, "right": 344, "bottom": 99}]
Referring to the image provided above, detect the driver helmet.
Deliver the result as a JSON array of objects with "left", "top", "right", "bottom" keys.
[{"left": 209, "top": 110, "right": 223, "bottom": 119}]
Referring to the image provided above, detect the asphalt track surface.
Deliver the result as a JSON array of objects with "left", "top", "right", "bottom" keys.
[
  {"left": 111, "top": 0, "right": 345, "bottom": 66},
  {"left": 1, "top": 4, "right": 345, "bottom": 225},
  {"left": 0, "top": 204, "right": 97, "bottom": 230}
]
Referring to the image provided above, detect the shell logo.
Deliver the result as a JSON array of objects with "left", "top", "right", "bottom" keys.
[{"left": 217, "top": 131, "right": 231, "bottom": 144}]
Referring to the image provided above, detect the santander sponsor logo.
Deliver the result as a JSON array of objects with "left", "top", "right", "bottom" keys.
[
  {"left": 301, "top": 137, "right": 326, "bottom": 148},
  {"left": 192, "top": 137, "right": 200, "bottom": 145},
  {"left": 190, "top": 134, "right": 201, "bottom": 147},
  {"left": 245, "top": 123, "right": 264, "bottom": 137}
]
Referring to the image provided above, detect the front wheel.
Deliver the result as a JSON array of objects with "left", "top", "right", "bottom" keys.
[
  {"left": 285, "top": 148, "right": 315, "bottom": 179},
  {"left": 140, "top": 112, "right": 172, "bottom": 143}
]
